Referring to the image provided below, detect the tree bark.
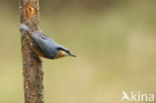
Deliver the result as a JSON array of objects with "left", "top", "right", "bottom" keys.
[{"left": 19, "top": 0, "right": 44, "bottom": 103}]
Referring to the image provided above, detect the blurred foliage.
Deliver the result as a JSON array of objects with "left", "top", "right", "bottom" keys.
[{"left": 0, "top": 0, "right": 156, "bottom": 103}]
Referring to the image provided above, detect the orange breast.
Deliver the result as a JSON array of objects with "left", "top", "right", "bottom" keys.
[{"left": 31, "top": 46, "right": 45, "bottom": 57}]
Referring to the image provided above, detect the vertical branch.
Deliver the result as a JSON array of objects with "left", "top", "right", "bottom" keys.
[{"left": 19, "top": 0, "right": 44, "bottom": 103}]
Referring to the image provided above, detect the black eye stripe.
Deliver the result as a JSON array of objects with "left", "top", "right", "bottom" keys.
[
  {"left": 57, "top": 47, "right": 69, "bottom": 53},
  {"left": 56, "top": 47, "right": 62, "bottom": 50}
]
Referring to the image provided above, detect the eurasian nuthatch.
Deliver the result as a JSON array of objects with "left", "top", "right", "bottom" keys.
[{"left": 20, "top": 24, "right": 76, "bottom": 59}]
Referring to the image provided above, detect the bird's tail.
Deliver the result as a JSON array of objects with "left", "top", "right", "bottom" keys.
[{"left": 20, "top": 24, "right": 31, "bottom": 36}]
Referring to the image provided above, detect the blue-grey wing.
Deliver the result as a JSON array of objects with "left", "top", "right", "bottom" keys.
[
  {"left": 33, "top": 32, "right": 48, "bottom": 39},
  {"left": 31, "top": 32, "right": 57, "bottom": 58}
]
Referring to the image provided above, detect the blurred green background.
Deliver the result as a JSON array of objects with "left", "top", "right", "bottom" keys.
[{"left": 0, "top": 0, "right": 156, "bottom": 103}]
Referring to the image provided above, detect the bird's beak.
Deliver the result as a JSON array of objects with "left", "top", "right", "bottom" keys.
[{"left": 68, "top": 52, "right": 76, "bottom": 57}]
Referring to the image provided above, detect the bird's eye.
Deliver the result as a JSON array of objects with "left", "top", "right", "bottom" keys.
[{"left": 66, "top": 50, "right": 70, "bottom": 54}]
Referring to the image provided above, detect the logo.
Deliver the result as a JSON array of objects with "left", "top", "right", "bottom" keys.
[{"left": 121, "top": 91, "right": 154, "bottom": 102}]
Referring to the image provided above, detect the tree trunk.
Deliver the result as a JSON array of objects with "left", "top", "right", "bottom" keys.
[{"left": 19, "top": 0, "right": 44, "bottom": 103}]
